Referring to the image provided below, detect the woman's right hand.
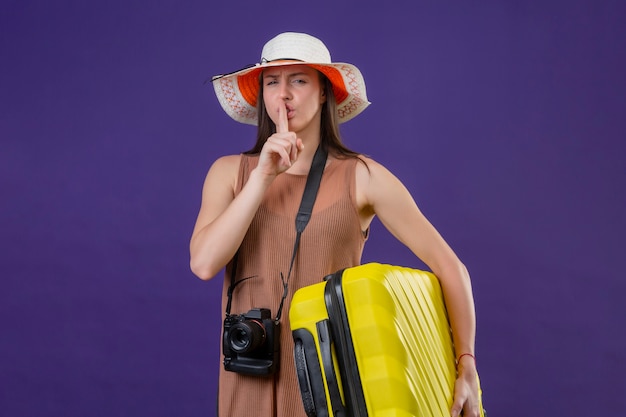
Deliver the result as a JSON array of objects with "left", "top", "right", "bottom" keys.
[
  {"left": 256, "top": 103, "right": 303, "bottom": 177},
  {"left": 190, "top": 104, "right": 302, "bottom": 280}
]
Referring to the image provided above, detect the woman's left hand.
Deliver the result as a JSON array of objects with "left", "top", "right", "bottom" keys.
[{"left": 450, "top": 362, "right": 481, "bottom": 417}]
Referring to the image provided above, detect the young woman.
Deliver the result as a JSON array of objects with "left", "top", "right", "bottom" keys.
[{"left": 190, "top": 32, "right": 480, "bottom": 417}]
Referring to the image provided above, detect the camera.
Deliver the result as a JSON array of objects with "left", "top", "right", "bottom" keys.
[{"left": 223, "top": 308, "right": 280, "bottom": 376}]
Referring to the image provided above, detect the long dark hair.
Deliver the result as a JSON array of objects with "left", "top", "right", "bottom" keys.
[{"left": 244, "top": 72, "right": 360, "bottom": 160}]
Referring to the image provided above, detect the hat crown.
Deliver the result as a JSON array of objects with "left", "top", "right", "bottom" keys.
[{"left": 260, "top": 32, "right": 331, "bottom": 64}]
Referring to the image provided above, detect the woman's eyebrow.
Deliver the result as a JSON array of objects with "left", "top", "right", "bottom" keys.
[{"left": 263, "top": 71, "right": 309, "bottom": 79}]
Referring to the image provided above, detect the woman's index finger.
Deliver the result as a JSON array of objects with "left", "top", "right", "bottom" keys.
[{"left": 276, "top": 103, "right": 288, "bottom": 133}]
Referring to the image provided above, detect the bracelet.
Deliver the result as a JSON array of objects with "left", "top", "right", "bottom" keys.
[{"left": 455, "top": 353, "right": 476, "bottom": 367}]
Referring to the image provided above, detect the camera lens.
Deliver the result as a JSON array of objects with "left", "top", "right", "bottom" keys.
[{"left": 228, "top": 319, "right": 266, "bottom": 354}]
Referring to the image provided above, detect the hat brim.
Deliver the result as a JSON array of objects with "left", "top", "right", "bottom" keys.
[{"left": 212, "top": 60, "right": 370, "bottom": 125}]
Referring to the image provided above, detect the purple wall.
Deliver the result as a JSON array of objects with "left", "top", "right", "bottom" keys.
[{"left": 2, "top": 1, "right": 625, "bottom": 416}]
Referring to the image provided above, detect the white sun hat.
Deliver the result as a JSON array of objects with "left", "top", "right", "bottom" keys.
[{"left": 211, "top": 32, "right": 370, "bottom": 125}]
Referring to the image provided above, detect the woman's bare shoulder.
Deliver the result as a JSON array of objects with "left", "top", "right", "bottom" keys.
[
  {"left": 354, "top": 154, "right": 394, "bottom": 181},
  {"left": 207, "top": 154, "right": 243, "bottom": 175},
  {"left": 211, "top": 154, "right": 242, "bottom": 170},
  {"left": 202, "top": 154, "right": 243, "bottom": 192},
  {"left": 354, "top": 155, "right": 390, "bottom": 211}
]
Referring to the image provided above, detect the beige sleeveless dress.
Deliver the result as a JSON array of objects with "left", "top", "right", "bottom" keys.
[{"left": 217, "top": 153, "right": 368, "bottom": 417}]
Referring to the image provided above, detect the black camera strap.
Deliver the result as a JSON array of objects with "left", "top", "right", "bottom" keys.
[
  {"left": 226, "top": 144, "right": 328, "bottom": 321},
  {"left": 276, "top": 144, "right": 328, "bottom": 321}
]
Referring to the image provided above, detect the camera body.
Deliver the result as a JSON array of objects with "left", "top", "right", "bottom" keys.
[{"left": 223, "top": 308, "right": 280, "bottom": 376}]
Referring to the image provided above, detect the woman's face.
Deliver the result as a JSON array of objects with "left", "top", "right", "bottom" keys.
[{"left": 262, "top": 64, "right": 326, "bottom": 136}]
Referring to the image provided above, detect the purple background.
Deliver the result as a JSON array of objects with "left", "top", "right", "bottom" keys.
[{"left": 2, "top": 1, "right": 625, "bottom": 416}]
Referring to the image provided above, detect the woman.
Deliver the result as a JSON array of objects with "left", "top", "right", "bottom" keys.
[{"left": 190, "top": 32, "right": 480, "bottom": 417}]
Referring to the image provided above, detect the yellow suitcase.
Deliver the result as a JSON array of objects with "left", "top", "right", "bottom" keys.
[{"left": 290, "top": 263, "right": 486, "bottom": 417}]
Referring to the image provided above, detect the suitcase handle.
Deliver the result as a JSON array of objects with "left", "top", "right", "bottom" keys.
[
  {"left": 294, "top": 337, "right": 319, "bottom": 416},
  {"left": 317, "top": 319, "right": 346, "bottom": 417}
]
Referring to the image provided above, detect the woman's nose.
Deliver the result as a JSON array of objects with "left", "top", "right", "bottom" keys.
[{"left": 279, "top": 82, "right": 291, "bottom": 100}]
